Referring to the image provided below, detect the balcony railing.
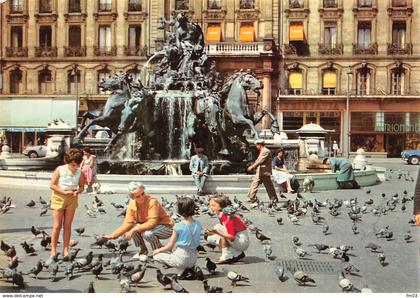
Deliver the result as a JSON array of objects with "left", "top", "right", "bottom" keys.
[
  {"left": 94, "top": 46, "right": 117, "bottom": 56},
  {"left": 35, "top": 46, "right": 57, "bottom": 57},
  {"left": 318, "top": 43, "right": 343, "bottom": 55},
  {"left": 128, "top": 2, "right": 142, "bottom": 11},
  {"left": 98, "top": 3, "right": 112, "bottom": 11},
  {"left": 123, "top": 46, "right": 147, "bottom": 56},
  {"left": 10, "top": 4, "right": 23, "bottom": 13},
  {"left": 387, "top": 43, "right": 413, "bottom": 55},
  {"left": 352, "top": 42, "right": 378, "bottom": 55},
  {"left": 5, "top": 47, "right": 28, "bottom": 57},
  {"left": 64, "top": 46, "right": 86, "bottom": 57},
  {"left": 205, "top": 42, "right": 270, "bottom": 56}
]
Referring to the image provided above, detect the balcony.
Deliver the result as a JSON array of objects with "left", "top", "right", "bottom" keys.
[
  {"left": 94, "top": 46, "right": 117, "bottom": 56},
  {"left": 35, "top": 46, "right": 57, "bottom": 57},
  {"left": 318, "top": 43, "right": 343, "bottom": 55},
  {"left": 123, "top": 46, "right": 147, "bottom": 56},
  {"left": 387, "top": 43, "right": 413, "bottom": 55},
  {"left": 352, "top": 42, "right": 378, "bottom": 55},
  {"left": 64, "top": 46, "right": 86, "bottom": 57},
  {"left": 5, "top": 47, "right": 28, "bottom": 57},
  {"left": 128, "top": 2, "right": 142, "bottom": 11},
  {"left": 205, "top": 42, "right": 272, "bottom": 57}
]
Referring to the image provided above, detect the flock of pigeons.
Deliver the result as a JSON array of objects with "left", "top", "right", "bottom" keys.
[{"left": 0, "top": 168, "right": 417, "bottom": 293}]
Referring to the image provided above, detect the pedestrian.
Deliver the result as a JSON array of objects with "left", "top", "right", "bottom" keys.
[
  {"left": 272, "top": 149, "right": 294, "bottom": 193},
  {"left": 152, "top": 196, "right": 203, "bottom": 277},
  {"left": 103, "top": 182, "right": 174, "bottom": 257},
  {"left": 332, "top": 141, "right": 339, "bottom": 157},
  {"left": 81, "top": 147, "right": 96, "bottom": 193},
  {"left": 247, "top": 139, "right": 279, "bottom": 203},
  {"left": 323, "top": 157, "right": 360, "bottom": 189},
  {"left": 206, "top": 195, "right": 249, "bottom": 264},
  {"left": 49, "top": 149, "right": 86, "bottom": 260},
  {"left": 189, "top": 148, "right": 209, "bottom": 195},
  {"left": 414, "top": 167, "right": 420, "bottom": 226}
]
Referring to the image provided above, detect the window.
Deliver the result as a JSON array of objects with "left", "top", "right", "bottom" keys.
[
  {"left": 324, "top": 23, "right": 337, "bottom": 47},
  {"left": 68, "top": 0, "right": 81, "bottom": 13},
  {"left": 239, "top": 0, "right": 254, "bottom": 9},
  {"left": 128, "top": 0, "right": 142, "bottom": 11},
  {"left": 10, "top": 0, "right": 23, "bottom": 13},
  {"left": 323, "top": 0, "right": 337, "bottom": 8},
  {"left": 175, "top": 0, "right": 188, "bottom": 10},
  {"left": 289, "top": 22, "right": 304, "bottom": 41},
  {"left": 11, "top": 27, "right": 23, "bottom": 48},
  {"left": 69, "top": 26, "right": 81, "bottom": 47},
  {"left": 288, "top": 71, "right": 303, "bottom": 95},
  {"left": 392, "top": 22, "right": 406, "bottom": 48},
  {"left": 289, "top": 0, "right": 303, "bottom": 8},
  {"left": 98, "top": 0, "right": 112, "bottom": 11},
  {"left": 39, "top": 0, "right": 51, "bottom": 13},
  {"left": 358, "top": 0, "right": 372, "bottom": 7},
  {"left": 128, "top": 25, "right": 141, "bottom": 48},
  {"left": 356, "top": 68, "right": 371, "bottom": 95},
  {"left": 68, "top": 70, "right": 80, "bottom": 94},
  {"left": 98, "top": 26, "right": 111, "bottom": 49},
  {"left": 392, "top": 0, "right": 407, "bottom": 7},
  {"left": 98, "top": 70, "right": 111, "bottom": 94},
  {"left": 38, "top": 69, "right": 52, "bottom": 94},
  {"left": 391, "top": 68, "right": 405, "bottom": 95},
  {"left": 239, "top": 23, "right": 254, "bottom": 42},
  {"left": 39, "top": 26, "right": 52, "bottom": 48},
  {"left": 206, "top": 24, "right": 221, "bottom": 42},
  {"left": 357, "top": 22, "right": 371, "bottom": 47},
  {"left": 208, "top": 0, "right": 221, "bottom": 9},
  {"left": 322, "top": 70, "right": 337, "bottom": 95},
  {"left": 10, "top": 69, "right": 22, "bottom": 94}
]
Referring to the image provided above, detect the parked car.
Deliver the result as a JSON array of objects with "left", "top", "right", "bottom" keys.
[
  {"left": 401, "top": 149, "right": 420, "bottom": 165},
  {"left": 23, "top": 145, "right": 47, "bottom": 158}
]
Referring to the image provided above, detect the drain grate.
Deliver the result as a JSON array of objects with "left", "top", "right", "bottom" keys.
[{"left": 278, "top": 260, "right": 342, "bottom": 275}]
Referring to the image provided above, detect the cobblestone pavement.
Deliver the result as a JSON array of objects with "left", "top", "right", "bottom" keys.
[{"left": 0, "top": 161, "right": 418, "bottom": 293}]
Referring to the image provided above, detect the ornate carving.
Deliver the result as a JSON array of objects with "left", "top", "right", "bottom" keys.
[
  {"left": 352, "top": 43, "right": 378, "bottom": 55},
  {"left": 319, "top": 43, "right": 343, "bottom": 55},
  {"left": 34, "top": 13, "right": 58, "bottom": 23},
  {"left": 35, "top": 46, "right": 57, "bottom": 57},
  {"left": 64, "top": 46, "right": 87, "bottom": 57},
  {"left": 352, "top": 6, "right": 378, "bottom": 17},
  {"left": 6, "top": 14, "right": 29, "bottom": 23},
  {"left": 236, "top": 9, "right": 259, "bottom": 20},
  {"left": 5, "top": 47, "right": 28, "bottom": 57},
  {"left": 318, "top": 8, "right": 344, "bottom": 19},
  {"left": 284, "top": 8, "right": 310, "bottom": 19},
  {"left": 203, "top": 9, "right": 227, "bottom": 20},
  {"left": 93, "top": 12, "right": 118, "bottom": 21},
  {"left": 387, "top": 43, "right": 413, "bottom": 55},
  {"left": 94, "top": 46, "right": 117, "bottom": 56},
  {"left": 124, "top": 11, "right": 148, "bottom": 21},
  {"left": 387, "top": 5, "right": 413, "bottom": 17},
  {"left": 123, "top": 46, "right": 148, "bottom": 56},
  {"left": 64, "top": 12, "right": 88, "bottom": 22}
]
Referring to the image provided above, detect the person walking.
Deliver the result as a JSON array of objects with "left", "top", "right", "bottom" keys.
[
  {"left": 247, "top": 139, "right": 279, "bottom": 203},
  {"left": 81, "top": 147, "right": 96, "bottom": 193},
  {"left": 49, "top": 149, "right": 86, "bottom": 260},
  {"left": 189, "top": 148, "right": 209, "bottom": 195},
  {"left": 103, "top": 182, "right": 174, "bottom": 257}
]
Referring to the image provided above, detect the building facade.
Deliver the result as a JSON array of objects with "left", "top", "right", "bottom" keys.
[
  {"left": 278, "top": 0, "right": 420, "bottom": 157},
  {"left": 0, "top": 0, "right": 279, "bottom": 153}
]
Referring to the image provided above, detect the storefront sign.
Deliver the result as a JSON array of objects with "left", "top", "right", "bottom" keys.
[{"left": 375, "top": 123, "right": 420, "bottom": 133}]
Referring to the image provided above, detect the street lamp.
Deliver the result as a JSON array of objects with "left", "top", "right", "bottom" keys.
[
  {"left": 71, "top": 64, "right": 79, "bottom": 131},
  {"left": 344, "top": 66, "right": 352, "bottom": 159}
]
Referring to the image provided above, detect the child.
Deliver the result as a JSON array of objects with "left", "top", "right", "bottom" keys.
[
  {"left": 206, "top": 195, "right": 249, "bottom": 264},
  {"left": 49, "top": 149, "right": 85, "bottom": 260},
  {"left": 152, "top": 196, "right": 202, "bottom": 276},
  {"left": 81, "top": 147, "right": 96, "bottom": 192}
]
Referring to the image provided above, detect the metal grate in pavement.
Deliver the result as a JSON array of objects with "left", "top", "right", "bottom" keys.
[{"left": 278, "top": 259, "right": 342, "bottom": 275}]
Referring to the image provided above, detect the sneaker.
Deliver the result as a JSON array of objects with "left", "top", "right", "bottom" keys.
[
  {"left": 215, "top": 258, "right": 236, "bottom": 265},
  {"left": 234, "top": 252, "right": 246, "bottom": 261}
]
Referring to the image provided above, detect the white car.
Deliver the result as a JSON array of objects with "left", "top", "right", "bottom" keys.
[{"left": 23, "top": 145, "right": 47, "bottom": 158}]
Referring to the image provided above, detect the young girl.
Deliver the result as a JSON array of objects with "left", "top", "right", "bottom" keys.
[
  {"left": 152, "top": 196, "right": 202, "bottom": 276},
  {"left": 206, "top": 195, "right": 249, "bottom": 264},
  {"left": 49, "top": 149, "right": 85, "bottom": 260},
  {"left": 81, "top": 147, "right": 96, "bottom": 192}
]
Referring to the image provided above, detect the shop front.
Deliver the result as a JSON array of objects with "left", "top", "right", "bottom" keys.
[{"left": 351, "top": 112, "right": 420, "bottom": 157}]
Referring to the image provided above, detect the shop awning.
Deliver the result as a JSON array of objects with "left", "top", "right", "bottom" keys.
[
  {"left": 206, "top": 25, "right": 221, "bottom": 42},
  {"left": 289, "top": 23, "right": 304, "bottom": 41},
  {"left": 239, "top": 25, "right": 255, "bottom": 42},
  {"left": 323, "top": 71, "right": 337, "bottom": 88},
  {"left": 289, "top": 72, "right": 303, "bottom": 89}
]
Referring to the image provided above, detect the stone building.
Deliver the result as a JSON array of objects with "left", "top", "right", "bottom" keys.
[
  {"left": 278, "top": 0, "right": 420, "bottom": 157},
  {"left": 0, "top": 0, "right": 279, "bottom": 153}
]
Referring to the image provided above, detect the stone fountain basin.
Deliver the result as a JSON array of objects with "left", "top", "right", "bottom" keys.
[{"left": 0, "top": 168, "right": 380, "bottom": 194}]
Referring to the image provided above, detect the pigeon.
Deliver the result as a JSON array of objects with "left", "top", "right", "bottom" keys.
[
  {"left": 1, "top": 240, "right": 11, "bottom": 252},
  {"left": 12, "top": 271, "right": 25, "bottom": 289},
  {"left": 338, "top": 273, "right": 357, "bottom": 292},
  {"left": 91, "top": 235, "right": 108, "bottom": 248},
  {"left": 256, "top": 229, "right": 271, "bottom": 242},
  {"left": 40, "top": 231, "right": 51, "bottom": 250},
  {"left": 203, "top": 279, "right": 229, "bottom": 293},
  {"left": 39, "top": 196, "right": 47, "bottom": 205},
  {"left": 85, "top": 281, "right": 95, "bottom": 293},
  {"left": 366, "top": 190, "right": 371, "bottom": 194},
  {"left": 39, "top": 207, "right": 48, "bottom": 217},
  {"left": 94, "top": 196, "right": 104, "bottom": 207},
  {"left": 5, "top": 246, "right": 16, "bottom": 258},
  {"left": 117, "top": 208, "right": 127, "bottom": 217},
  {"left": 378, "top": 253, "right": 386, "bottom": 266},
  {"left": 31, "top": 226, "right": 43, "bottom": 237},
  {"left": 263, "top": 244, "right": 273, "bottom": 260},
  {"left": 26, "top": 200, "right": 36, "bottom": 208},
  {"left": 64, "top": 263, "right": 76, "bottom": 280},
  {"left": 119, "top": 276, "right": 131, "bottom": 293},
  {"left": 156, "top": 269, "right": 172, "bottom": 288},
  {"left": 105, "top": 241, "right": 117, "bottom": 251},
  {"left": 194, "top": 266, "right": 205, "bottom": 281},
  {"left": 75, "top": 227, "right": 85, "bottom": 236},
  {"left": 351, "top": 224, "right": 358, "bottom": 235},
  {"left": 292, "top": 236, "right": 301, "bottom": 246},
  {"left": 196, "top": 245, "right": 207, "bottom": 253},
  {"left": 111, "top": 202, "right": 125, "bottom": 209},
  {"left": 170, "top": 276, "right": 189, "bottom": 293},
  {"left": 92, "top": 263, "right": 103, "bottom": 279},
  {"left": 21, "top": 241, "right": 36, "bottom": 255},
  {"left": 118, "top": 239, "right": 130, "bottom": 253},
  {"left": 8, "top": 256, "right": 19, "bottom": 269},
  {"left": 289, "top": 214, "right": 299, "bottom": 225},
  {"left": 343, "top": 263, "right": 360, "bottom": 275},
  {"left": 75, "top": 251, "right": 94, "bottom": 269},
  {"left": 322, "top": 223, "right": 329, "bottom": 235},
  {"left": 276, "top": 217, "right": 283, "bottom": 225},
  {"left": 205, "top": 257, "right": 217, "bottom": 274},
  {"left": 404, "top": 231, "right": 412, "bottom": 243},
  {"left": 274, "top": 264, "right": 285, "bottom": 281},
  {"left": 63, "top": 248, "right": 81, "bottom": 262},
  {"left": 226, "top": 270, "right": 250, "bottom": 287},
  {"left": 89, "top": 254, "right": 103, "bottom": 268},
  {"left": 27, "top": 260, "right": 43, "bottom": 278},
  {"left": 295, "top": 247, "right": 311, "bottom": 258},
  {"left": 49, "top": 262, "right": 59, "bottom": 281},
  {"left": 308, "top": 244, "right": 329, "bottom": 253},
  {"left": 42, "top": 253, "right": 60, "bottom": 268},
  {"left": 293, "top": 270, "right": 315, "bottom": 286},
  {"left": 130, "top": 266, "right": 146, "bottom": 286}
]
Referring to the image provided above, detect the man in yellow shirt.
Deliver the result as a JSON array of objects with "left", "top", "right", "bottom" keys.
[{"left": 103, "top": 182, "right": 174, "bottom": 256}]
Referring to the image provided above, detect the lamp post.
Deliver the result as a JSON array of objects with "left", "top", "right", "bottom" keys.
[
  {"left": 71, "top": 64, "right": 79, "bottom": 131},
  {"left": 344, "top": 66, "right": 352, "bottom": 159}
]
